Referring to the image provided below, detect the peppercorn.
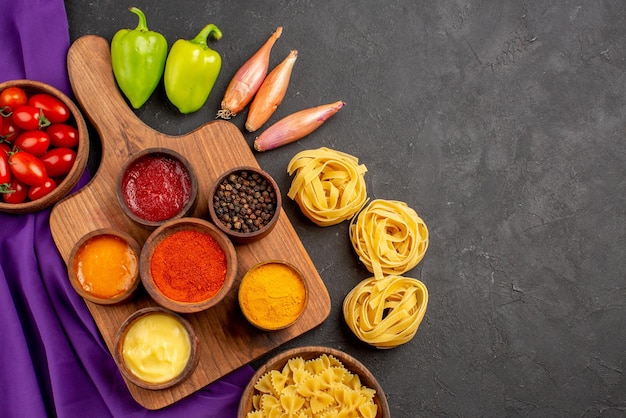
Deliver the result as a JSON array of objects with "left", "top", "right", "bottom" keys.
[{"left": 213, "top": 170, "right": 277, "bottom": 234}]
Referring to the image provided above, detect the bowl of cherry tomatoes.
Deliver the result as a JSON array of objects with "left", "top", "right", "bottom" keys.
[{"left": 0, "top": 79, "right": 89, "bottom": 213}]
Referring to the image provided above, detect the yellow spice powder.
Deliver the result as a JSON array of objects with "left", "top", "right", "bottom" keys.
[{"left": 239, "top": 262, "right": 307, "bottom": 330}]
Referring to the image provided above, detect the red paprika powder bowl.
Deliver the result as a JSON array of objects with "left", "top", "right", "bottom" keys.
[
  {"left": 116, "top": 148, "right": 198, "bottom": 229},
  {"left": 0, "top": 79, "right": 89, "bottom": 214},
  {"left": 114, "top": 307, "right": 200, "bottom": 390},
  {"left": 67, "top": 228, "right": 141, "bottom": 305},
  {"left": 140, "top": 217, "right": 237, "bottom": 314},
  {"left": 207, "top": 166, "right": 282, "bottom": 244}
]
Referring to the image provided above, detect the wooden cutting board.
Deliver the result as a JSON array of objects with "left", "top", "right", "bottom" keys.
[{"left": 49, "top": 35, "right": 331, "bottom": 410}]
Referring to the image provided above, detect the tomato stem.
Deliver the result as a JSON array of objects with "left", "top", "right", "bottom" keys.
[
  {"left": 37, "top": 108, "right": 51, "bottom": 129},
  {"left": 0, "top": 106, "right": 12, "bottom": 118}
]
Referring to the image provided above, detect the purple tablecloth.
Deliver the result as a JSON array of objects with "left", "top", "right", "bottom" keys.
[{"left": 0, "top": 1, "right": 254, "bottom": 417}]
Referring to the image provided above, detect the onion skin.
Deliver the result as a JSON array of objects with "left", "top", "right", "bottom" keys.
[
  {"left": 217, "top": 27, "right": 282, "bottom": 119},
  {"left": 253, "top": 100, "right": 346, "bottom": 152},
  {"left": 245, "top": 49, "right": 298, "bottom": 132}
]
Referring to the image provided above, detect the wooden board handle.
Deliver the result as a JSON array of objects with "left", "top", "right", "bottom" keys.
[{"left": 67, "top": 35, "right": 158, "bottom": 157}]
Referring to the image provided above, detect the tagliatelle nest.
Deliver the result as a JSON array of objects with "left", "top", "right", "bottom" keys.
[
  {"left": 343, "top": 275, "right": 428, "bottom": 349},
  {"left": 287, "top": 147, "right": 368, "bottom": 227},
  {"left": 350, "top": 199, "right": 428, "bottom": 279}
]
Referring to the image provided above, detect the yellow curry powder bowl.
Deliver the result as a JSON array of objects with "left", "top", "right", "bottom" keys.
[{"left": 238, "top": 260, "right": 308, "bottom": 331}]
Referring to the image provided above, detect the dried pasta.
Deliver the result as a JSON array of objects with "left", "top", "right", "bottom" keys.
[
  {"left": 350, "top": 199, "right": 428, "bottom": 279},
  {"left": 287, "top": 147, "right": 368, "bottom": 227},
  {"left": 246, "top": 354, "right": 378, "bottom": 417},
  {"left": 343, "top": 275, "right": 428, "bottom": 349}
]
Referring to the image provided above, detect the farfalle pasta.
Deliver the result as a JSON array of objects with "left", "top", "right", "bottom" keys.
[
  {"left": 287, "top": 147, "right": 368, "bottom": 226},
  {"left": 350, "top": 199, "right": 428, "bottom": 278},
  {"left": 343, "top": 275, "right": 428, "bottom": 349},
  {"left": 247, "top": 354, "right": 378, "bottom": 417}
]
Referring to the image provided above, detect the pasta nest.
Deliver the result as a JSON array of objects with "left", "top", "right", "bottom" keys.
[
  {"left": 350, "top": 199, "right": 428, "bottom": 278},
  {"left": 287, "top": 147, "right": 368, "bottom": 227},
  {"left": 343, "top": 275, "right": 428, "bottom": 349}
]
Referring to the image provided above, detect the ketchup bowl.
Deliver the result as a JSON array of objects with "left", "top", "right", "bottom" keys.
[{"left": 116, "top": 148, "right": 198, "bottom": 229}]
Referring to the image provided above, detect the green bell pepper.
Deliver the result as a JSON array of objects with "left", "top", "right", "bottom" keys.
[
  {"left": 164, "top": 24, "right": 222, "bottom": 114},
  {"left": 111, "top": 7, "right": 168, "bottom": 109}
]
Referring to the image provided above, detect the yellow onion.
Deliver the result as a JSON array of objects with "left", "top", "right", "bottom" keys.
[
  {"left": 245, "top": 49, "right": 298, "bottom": 132},
  {"left": 217, "top": 27, "right": 282, "bottom": 119},
  {"left": 253, "top": 100, "right": 346, "bottom": 152}
]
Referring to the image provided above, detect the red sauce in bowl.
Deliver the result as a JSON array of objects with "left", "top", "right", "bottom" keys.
[{"left": 121, "top": 153, "right": 193, "bottom": 222}]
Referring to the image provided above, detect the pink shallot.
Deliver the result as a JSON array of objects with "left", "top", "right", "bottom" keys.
[
  {"left": 253, "top": 100, "right": 346, "bottom": 152},
  {"left": 217, "top": 27, "right": 283, "bottom": 119},
  {"left": 245, "top": 49, "right": 298, "bottom": 132}
]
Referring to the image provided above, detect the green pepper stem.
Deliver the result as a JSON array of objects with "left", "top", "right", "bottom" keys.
[
  {"left": 190, "top": 24, "right": 222, "bottom": 48},
  {"left": 130, "top": 7, "right": 149, "bottom": 32}
]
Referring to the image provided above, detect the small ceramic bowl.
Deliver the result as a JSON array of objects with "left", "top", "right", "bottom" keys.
[
  {"left": 67, "top": 228, "right": 141, "bottom": 305},
  {"left": 0, "top": 79, "right": 89, "bottom": 214},
  {"left": 238, "top": 260, "right": 308, "bottom": 331},
  {"left": 238, "top": 346, "right": 391, "bottom": 418},
  {"left": 207, "top": 166, "right": 281, "bottom": 244},
  {"left": 140, "top": 217, "right": 237, "bottom": 314},
  {"left": 116, "top": 148, "right": 198, "bottom": 229},
  {"left": 114, "top": 307, "right": 199, "bottom": 390}
]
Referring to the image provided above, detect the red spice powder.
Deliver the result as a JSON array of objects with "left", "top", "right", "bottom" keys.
[
  {"left": 122, "top": 154, "right": 192, "bottom": 222},
  {"left": 150, "top": 230, "right": 226, "bottom": 303}
]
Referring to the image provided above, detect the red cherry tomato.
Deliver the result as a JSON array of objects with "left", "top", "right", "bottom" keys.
[
  {"left": 2, "top": 179, "right": 29, "bottom": 204},
  {"left": 12, "top": 105, "right": 50, "bottom": 130},
  {"left": 46, "top": 123, "right": 79, "bottom": 148},
  {"left": 28, "top": 93, "right": 70, "bottom": 124},
  {"left": 28, "top": 177, "right": 57, "bottom": 201},
  {"left": 40, "top": 147, "right": 76, "bottom": 177},
  {"left": 0, "top": 144, "right": 11, "bottom": 184},
  {"left": 0, "top": 115, "right": 3, "bottom": 133},
  {"left": 0, "top": 87, "right": 28, "bottom": 112},
  {"left": 0, "top": 116, "right": 22, "bottom": 141},
  {"left": 14, "top": 130, "right": 51, "bottom": 156},
  {"left": 9, "top": 151, "right": 48, "bottom": 186}
]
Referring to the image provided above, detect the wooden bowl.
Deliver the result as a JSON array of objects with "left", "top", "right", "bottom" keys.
[
  {"left": 238, "top": 260, "right": 308, "bottom": 331},
  {"left": 67, "top": 228, "right": 141, "bottom": 305},
  {"left": 207, "top": 166, "right": 281, "bottom": 244},
  {"left": 114, "top": 307, "right": 200, "bottom": 390},
  {"left": 238, "top": 346, "right": 391, "bottom": 418},
  {"left": 116, "top": 148, "right": 198, "bottom": 229},
  {"left": 0, "top": 79, "right": 89, "bottom": 214},
  {"left": 140, "top": 217, "right": 237, "bottom": 314}
]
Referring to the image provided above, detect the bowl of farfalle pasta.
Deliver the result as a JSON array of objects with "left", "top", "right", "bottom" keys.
[{"left": 238, "top": 346, "right": 390, "bottom": 418}]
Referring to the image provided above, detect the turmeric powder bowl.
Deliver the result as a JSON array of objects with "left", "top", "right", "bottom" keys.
[
  {"left": 140, "top": 217, "right": 237, "bottom": 314},
  {"left": 67, "top": 228, "right": 141, "bottom": 305},
  {"left": 114, "top": 307, "right": 199, "bottom": 390},
  {"left": 238, "top": 260, "right": 308, "bottom": 331}
]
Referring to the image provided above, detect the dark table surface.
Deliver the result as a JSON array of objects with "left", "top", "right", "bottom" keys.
[{"left": 65, "top": 1, "right": 625, "bottom": 416}]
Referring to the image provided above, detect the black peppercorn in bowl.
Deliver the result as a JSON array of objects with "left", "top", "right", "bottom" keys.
[{"left": 207, "top": 166, "right": 282, "bottom": 244}]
